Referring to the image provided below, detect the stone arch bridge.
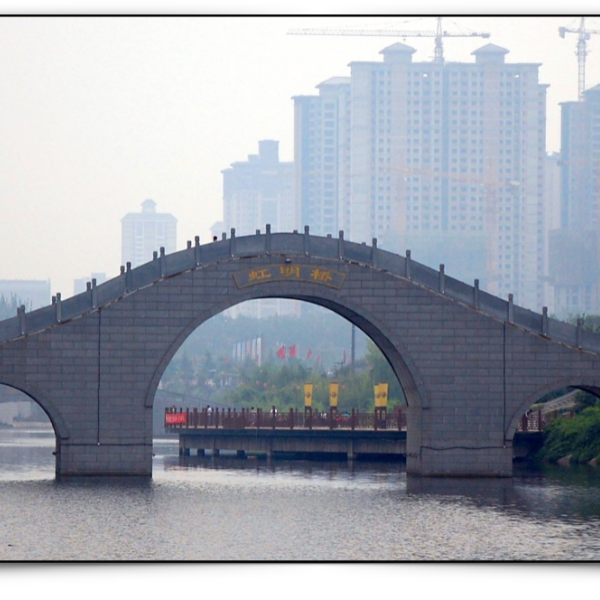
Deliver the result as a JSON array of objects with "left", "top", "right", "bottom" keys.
[{"left": 1, "top": 227, "right": 599, "bottom": 477}]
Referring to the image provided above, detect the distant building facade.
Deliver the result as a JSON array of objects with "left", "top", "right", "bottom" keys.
[
  {"left": 222, "top": 140, "right": 296, "bottom": 236},
  {"left": 549, "top": 85, "right": 600, "bottom": 316},
  {"left": 121, "top": 200, "right": 177, "bottom": 268},
  {"left": 293, "top": 77, "right": 351, "bottom": 237},
  {"left": 221, "top": 141, "right": 299, "bottom": 319},
  {"left": 294, "top": 43, "right": 548, "bottom": 310},
  {"left": 543, "top": 152, "right": 562, "bottom": 314}
]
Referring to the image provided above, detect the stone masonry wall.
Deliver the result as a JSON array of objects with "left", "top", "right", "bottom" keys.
[{"left": 1, "top": 233, "right": 600, "bottom": 477}]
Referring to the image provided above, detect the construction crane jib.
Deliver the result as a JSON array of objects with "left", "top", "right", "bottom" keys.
[
  {"left": 288, "top": 17, "right": 490, "bottom": 63},
  {"left": 559, "top": 17, "right": 600, "bottom": 101}
]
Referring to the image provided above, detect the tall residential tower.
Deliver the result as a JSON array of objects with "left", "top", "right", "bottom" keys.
[
  {"left": 295, "top": 42, "right": 548, "bottom": 310},
  {"left": 221, "top": 140, "right": 298, "bottom": 318},
  {"left": 121, "top": 199, "right": 177, "bottom": 268},
  {"left": 549, "top": 84, "right": 600, "bottom": 315},
  {"left": 221, "top": 140, "right": 296, "bottom": 237}
]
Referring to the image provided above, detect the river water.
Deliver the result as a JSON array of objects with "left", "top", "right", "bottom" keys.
[{"left": 1, "top": 428, "right": 600, "bottom": 562}]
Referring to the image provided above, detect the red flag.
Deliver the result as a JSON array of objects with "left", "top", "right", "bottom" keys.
[
  {"left": 307, "top": 349, "right": 312, "bottom": 360},
  {"left": 277, "top": 345, "right": 286, "bottom": 359},
  {"left": 289, "top": 344, "right": 296, "bottom": 358}
]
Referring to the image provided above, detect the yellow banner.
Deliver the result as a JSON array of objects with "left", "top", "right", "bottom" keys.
[
  {"left": 304, "top": 384, "right": 313, "bottom": 407},
  {"left": 374, "top": 384, "right": 380, "bottom": 408},
  {"left": 379, "top": 383, "right": 389, "bottom": 408},
  {"left": 329, "top": 382, "right": 339, "bottom": 408}
]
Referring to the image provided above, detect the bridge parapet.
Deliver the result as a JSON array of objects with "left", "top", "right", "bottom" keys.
[{"left": 0, "top": 227, "right": 598, "bottom": 355}]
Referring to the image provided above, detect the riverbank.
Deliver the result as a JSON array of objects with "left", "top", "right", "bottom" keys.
[{"left": 536, "top": 406, "right": 600, "bottom": 465}]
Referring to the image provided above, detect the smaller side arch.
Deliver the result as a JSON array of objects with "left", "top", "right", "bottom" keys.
[
  {"left": 505, "top": 376, "right": 600, "bottom": 439},
  {"left": 0, "top": 378, "right": 70, "bottom": 440}
]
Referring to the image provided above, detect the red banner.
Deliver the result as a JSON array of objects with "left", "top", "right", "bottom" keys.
[{"left": 165, "top": 412, "right": 187, "bottom": 425}]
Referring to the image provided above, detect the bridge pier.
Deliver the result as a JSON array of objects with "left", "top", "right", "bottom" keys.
[
  {"left": 407, "top": 446, "right": 513, "bottom": 478},
  {"left": 57, "top": 442, "right": 152, "bottom": 477},
  {"left": 405, "top": 407, "right": 513, "bottom": 477}
]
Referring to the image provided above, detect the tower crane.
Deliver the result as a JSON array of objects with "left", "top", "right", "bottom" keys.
[
  {"left": 559, "top": 17, "right": 600, "bottom": 101},
  {"left": 288, "top": 17, "right": 490, "bottom": 63}
]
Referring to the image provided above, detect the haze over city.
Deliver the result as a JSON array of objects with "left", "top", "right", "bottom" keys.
[
  {"left": 1, "top": 14, "right": 599, "bottom": 297},
  {"left": 5, "top": 8, "right": 600, "bottom": 573}
]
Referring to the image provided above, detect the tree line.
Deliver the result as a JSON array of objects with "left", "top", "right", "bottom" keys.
[{"left": 161, "top": 338, "right": 406, "bottom": 413}]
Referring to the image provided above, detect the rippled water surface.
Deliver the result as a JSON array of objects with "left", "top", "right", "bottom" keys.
[{"left": 1, "top": 429, "right": 600, "bottom": 561}]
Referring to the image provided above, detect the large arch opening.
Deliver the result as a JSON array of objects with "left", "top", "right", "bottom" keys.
[
  {"left": 151, "top": 297, "right": 414, "bottom": 465},
  {"left": 0, "top": 383, "right": 57, "bottom": 479}
]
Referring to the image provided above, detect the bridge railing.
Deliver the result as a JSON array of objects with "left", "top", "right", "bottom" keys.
[
  {"left": 3, "top": 227, "right": 600, "bottom": 357},
  {"left": 164, "top": 406, "right": 407, "bottom": 432}
]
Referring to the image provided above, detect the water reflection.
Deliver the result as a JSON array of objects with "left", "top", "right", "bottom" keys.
[
  {"left": 164, "top": 447, "right": 600, "bottom": 529},
  {"left": 166, "top": 451, "right": 405, "bottom": 480},
  {"left": 1, "top": 430, "right": 600, "bottom": 560}
]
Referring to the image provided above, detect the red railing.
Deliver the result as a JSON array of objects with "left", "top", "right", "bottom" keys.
[
  {"left": 166, "top": 406, "right": 563, "bottom": 434},
  {"left": 164, "top": 406, "right": 407, "bottom": 432}
]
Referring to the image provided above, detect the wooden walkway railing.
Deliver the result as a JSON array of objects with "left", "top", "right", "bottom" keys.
[
  {"left": 166, "top": 406, "right": 557, "bottom": 434},
  {"left": 165, "top": 406, "right": 407, "bottom": 432}
]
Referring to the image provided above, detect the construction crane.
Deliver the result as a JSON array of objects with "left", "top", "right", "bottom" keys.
[
  {"left": 559, "top": 17, "right": 600, "bottom": 101},
  {"left": 288, "top": 17, "right": 490, "bottom": 63}
]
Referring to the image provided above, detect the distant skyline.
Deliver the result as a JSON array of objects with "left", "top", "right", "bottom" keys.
[{"left": 1, "top": 15, "right": 600, "bottom": 297}]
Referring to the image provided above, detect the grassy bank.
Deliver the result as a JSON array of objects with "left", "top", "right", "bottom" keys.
[{"left": 537, "top": 406, "right": 600, "bottom": 464}]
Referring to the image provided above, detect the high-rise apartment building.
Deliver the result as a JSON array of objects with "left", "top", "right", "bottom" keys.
[
  {"left": 295, "top": 42, "right": 548, "bottom": 310},
  {"left": 222, "top": 140, "right": 296, "bottom": 237},
  {"left": 543, "top": 152, "right": 562, "bottom": 314},
  {"left": 121, "top": 199, "right": 177, "bottom": 268},
  {"left": 293, "top": 77, "right": 351, "bottom": 237},
  {"left": 549, "top": 84, "right": 600, "bottom": 316},
  {"left": 221, "top": 140, "right": 298, "bottom": 318}
]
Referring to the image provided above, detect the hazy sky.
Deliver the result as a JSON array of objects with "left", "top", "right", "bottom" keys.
[{"left": 1, "top": 12, "right": 600, "bottom": 298}]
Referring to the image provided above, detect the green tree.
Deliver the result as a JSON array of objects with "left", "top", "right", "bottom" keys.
[{"left": 365, "top": 340, "right": 406, "bottom": 406}]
